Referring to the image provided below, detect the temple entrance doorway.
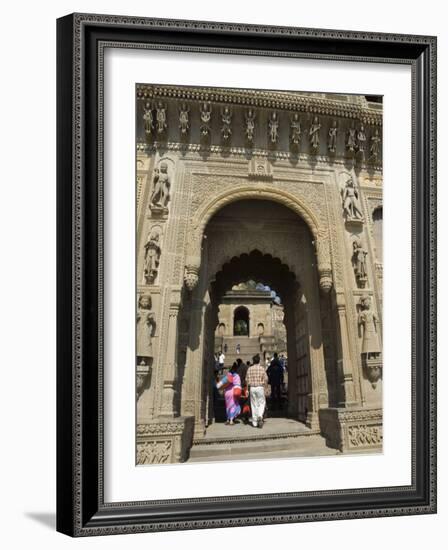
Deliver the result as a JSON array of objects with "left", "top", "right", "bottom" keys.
[{"left": 185, "top": 200, "right": 338, "bottom": 448}]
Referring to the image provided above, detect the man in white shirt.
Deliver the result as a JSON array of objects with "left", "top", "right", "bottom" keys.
[{"left": 218, "top": 352, "right": 225, "bottom": 371}]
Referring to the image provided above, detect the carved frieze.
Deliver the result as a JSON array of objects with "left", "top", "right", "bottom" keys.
[
  {"left": 348, "top": 424, "right": 382, "bottom": 448},
  {"left": 137, "top": 440, "right": 172, "bottom": 465}
]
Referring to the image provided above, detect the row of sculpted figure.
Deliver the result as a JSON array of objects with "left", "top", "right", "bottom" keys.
[{"left": 142, "top": 101, "right": 381, "bottom": 159}]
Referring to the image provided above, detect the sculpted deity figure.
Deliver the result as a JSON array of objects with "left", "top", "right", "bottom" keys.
[
  {"left": 143, "top": 231, "right": 161, "bottom": 284},
  {"left": 179, "top": 102, "right": 190, "bottom": 135},
  {"left": 346, "top": 123, "right": 356, "bottom": 153},
  {"left": 342, "top": 177, "right": 364, "bottom": 220},
  {"left": 370, "top": 128, "right": 381, "bottom": 161},
  {"left": 245, "top": 108, "right": 256, "bottom": 142},
  {"left": 268, "top": 111, "right": 279, "bottom": 144},
  {"left": 143, "top": 102, "right": 153, "bottom": 135},
  {"left": 352, "top": 237, "right": 368, "bottom": 285},
  {"left": 137, "top": 294, "right": 156, "bottom": 357},
  {"left": 290, "top": 113, "right": 302, "bottom": 146},
  {"left": 221, "top": 106, "right": 232, "bottom": 141},
  {"left": 309, "top": 116, "right": 321, "bottom": 151},
  {"left": 150, "top": 162, "right": 170, "bottom": 210},
  {"left": 200, "top": 102, "right": 212, "bottom": 136},
  {"left": 156, "top": 102, "right": 167, "bottom": 134},
  {"left": 357, "top": 124, "right": 366, "bottom": 154},
  {"left": 358, "top": 296, "right": 381, "bottom": 358},
  {"left": 328, "top": 120, "right": 338, "bottom": 153}
]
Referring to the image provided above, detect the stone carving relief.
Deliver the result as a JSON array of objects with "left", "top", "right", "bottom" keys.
[
  {"left": 136, "top": 439, "right": 172, "bottom": 465},
  {"left": 346, "top": 123, "right": 356, "bottom": 154},
  {"left": 245, "top": 108, "right": 256, "bottom": 143},
  {"left": 357, "top": 125, "right": 367, "bottom": 157},
  {"left": 328, "top": 120, "right": 338, "bottom": 153},
  {"left": 143, "top": 102, "right": 153, "bottom": 135},
  {"left": 155, "top": 101, "right": 167, "bottom": 135},
  {"left": 143, "top": 228, "right": 162, "bottom": 285},
  {"left": 358, "top": 295, "right": 381, "bottom": 357},
  {"left": 358, "top": 295, "right": 382, "bottom": 388},
  {"left": 369, "top": 128, "right": 381, "bottom": 162},
  {"left": 248, "top": 158, "right": 273, "bottom": 179},
  {"left": 179, "top": 102, "right": 190, "bottom": 136},
  {"left": 137, "top": 294, "right": 156, "bottom": 357},
  {"left": 137, "top": 358, "right": 152, "bottom": 401},
  {"left": 200, "top": 102, "right": 212, "bottom": 137},
  {"left": 221, "top": 106, "right": 232, "bottom": 142},
  {"left": 341, "top": 176, "right": 364, "bottom": 222},
  {"left": 309, "top": 116, "right": 321, "bottom": 152},
  {"left": 268, "top": 111, "right": 279, "bottom": 144},
  {"left": 348, "top": 424, "right": 382, "bottom": 448},
  {"left": 352, "top": 236, "right": 368, "bottom": 287},
  {"left": 290, "top": 113, "right": 302, "bottom": 146},
  {"left": 150, "top": 161, "right": 171, "bottom": 214}
]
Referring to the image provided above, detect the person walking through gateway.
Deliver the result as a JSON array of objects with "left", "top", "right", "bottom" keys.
[
  {"left": 216, "top": 363, "right": 242, "bottom": 425},
  {"left": 267, "top": 352, "right": 284, "bottom": 410},
  {"left": 245, "top": 354, "right": 268, "bottom": 428}
]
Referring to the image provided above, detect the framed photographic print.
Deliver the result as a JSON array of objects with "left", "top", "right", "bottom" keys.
[{"left": 56, "top": 13, "right": 437, "bottom": 536}]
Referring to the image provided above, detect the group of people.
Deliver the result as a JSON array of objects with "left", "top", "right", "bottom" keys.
[{"left": 215, "top": 353, "right": 286, "bottom": 429}]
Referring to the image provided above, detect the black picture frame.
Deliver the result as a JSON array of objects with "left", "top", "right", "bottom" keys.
[{"left": 56, "top": 13, "right": 437, "bottom": 536}]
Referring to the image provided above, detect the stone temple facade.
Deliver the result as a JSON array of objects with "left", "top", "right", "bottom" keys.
[{"left": 135, "top": 84, "right": 383, "bottom": 464}]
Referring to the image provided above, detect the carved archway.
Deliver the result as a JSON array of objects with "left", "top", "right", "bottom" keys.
[{"left": 184, "top": 186, "right": 332, "bottom": 294}]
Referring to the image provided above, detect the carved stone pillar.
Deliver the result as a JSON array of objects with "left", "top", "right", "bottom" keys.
[
  {"left": 334, "top": 292, "right": 358, "bottom": 407},
  {"left": 160, "top": 288, "right": 182, "bottom": 417}
]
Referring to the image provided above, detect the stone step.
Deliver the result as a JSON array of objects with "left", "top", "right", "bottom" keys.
[
  {"left": 189, "top": 433, "right": 334, "bottom": 460},
  {"left": 188, "top": 417, "right": 331, "bottom": 461}
]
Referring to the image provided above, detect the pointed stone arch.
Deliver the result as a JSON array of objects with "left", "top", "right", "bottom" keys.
[{"left": 184, "top": 186, "right": 332, "bottom": 293}]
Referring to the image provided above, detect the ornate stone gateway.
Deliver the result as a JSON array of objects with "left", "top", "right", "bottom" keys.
[{"left": 136, "top": 84, "right": 383, "bottom": 463}]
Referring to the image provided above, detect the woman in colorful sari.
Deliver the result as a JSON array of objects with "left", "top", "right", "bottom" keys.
[{"left": 217, "top": 363, "right": 242, "bottom": 425}]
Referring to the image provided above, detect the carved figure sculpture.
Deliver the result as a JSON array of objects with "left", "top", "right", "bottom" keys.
[
  {"left": 221, "top": 106, "right": 232, "bottom": 141},
  {"left": 143, "top": 102, "right": 153, "bottom": 135},
  {"left": 342, "top": 177, "right": 364, "bottom": 220},
  {"left": 346, "top": 124, "right": 356, "bottom": 153},
  {"left": 150, "top": 162, "right": 170, "bottom": 210},
  {"left": 179, "top": 103, "right": 190, "bottom": 135},
  {"left": 156, "top": 102, "right": 167, "bottom": 134},
  {"left": 144, "top": 231, "right": 161, "bottom": 284},
  {"left": 268, "top": 111, "right": 279, "bottom": 144},
  {"left": 358, "top": 296, "right": 381, "bottom": 357},
  {"left": 328, "top": 120, "right": 338, "bottom": 153},
  {"left": 352, "top": 237, "right": 368, "bottom": 285},
  {"left": 370, "top": 128, "right": 381, "bottom": 161},
  {"left": 200, "top": 102, "right": 212, "bottom": 136},
  {"left": 290, "top": 113, "right": 302, "bottom": 146},
  {"left": 309, "top": 116, "right": 321, "bottom": 151},
  {"left": 357, "top": 125, "right": 366, "bottom": 154},
  {"left": 245, "top": 108, "right": 256, "bottom": 142},
  {"left": 137, "top": 294, "right": 156, "bottom": 357}
]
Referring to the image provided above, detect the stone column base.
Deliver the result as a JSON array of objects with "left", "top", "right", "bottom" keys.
[
  {"left": 319, "top": 407, "right": 382, "bottom": 452},
  {"left": 136, "top": 416, "right": 194, "bottom": 465}
]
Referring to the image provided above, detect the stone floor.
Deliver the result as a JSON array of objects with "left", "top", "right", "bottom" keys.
[{"left": 188, "top": 417, "right": 340, "bottom": 463}]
